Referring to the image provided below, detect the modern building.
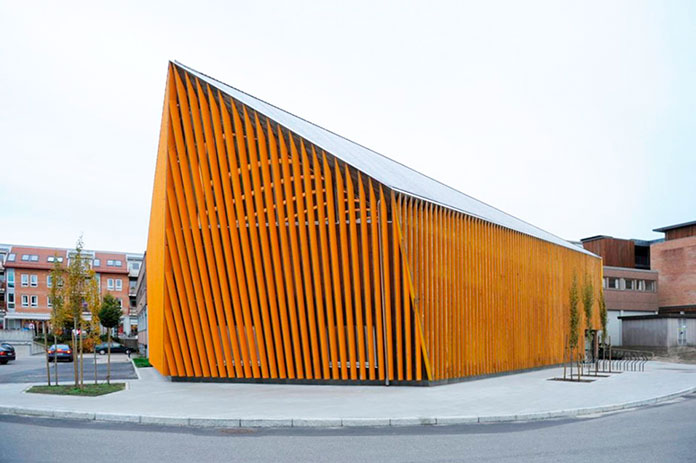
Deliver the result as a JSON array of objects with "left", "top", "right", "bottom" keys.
[
  {"left": 146, "top": 62, "right": 602, "bottom": 385},
  {"left": 651, "top": 220, "right": 696, "bottom": 314},
  {"left": 581, "top": 220, "right": 696, "bottom": 347},
  {"left": 0, "top": 244, "right": 143, "bottom": 335},
  {"left": 135, "top": 253, "right": 148, "bottom": 355},
  {"left": 580, "top": 236, "right": 660, "bottom": 345}
]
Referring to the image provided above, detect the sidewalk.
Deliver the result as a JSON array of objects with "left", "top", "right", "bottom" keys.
[{"left": 1, "top": 361, "right": 695, "bottom": 428}]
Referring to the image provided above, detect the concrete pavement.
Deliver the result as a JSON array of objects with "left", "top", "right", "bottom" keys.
[{"left": 0, "top": 361, "right": 695, "bottom": 428}]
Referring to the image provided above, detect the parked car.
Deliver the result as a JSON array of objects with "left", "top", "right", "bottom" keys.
[
  {"left": 1, "top": 343, "right": 15, "bottom": 354},
  {"left": 95, "top": 342, "right": 133, "bottom": 355},
  {"left": 0, "top": 344, "right": 15, "bottom": 364},
  {"left": 47, "top": 344, "right": 73, "bottom": 362}
]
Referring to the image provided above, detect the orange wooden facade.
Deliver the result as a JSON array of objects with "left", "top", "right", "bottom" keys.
[{"left": 147, "top": 63, "right": 602, "bottom": 384}]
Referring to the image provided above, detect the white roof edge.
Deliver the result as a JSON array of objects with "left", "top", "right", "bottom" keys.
[{"left": 174, "top": 61, "right": 597, "bottom": 258}]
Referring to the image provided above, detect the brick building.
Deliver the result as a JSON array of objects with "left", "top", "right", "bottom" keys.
[
  {"left": 651, "top": 220, "right": 696, "bottom": 313},
  {"left": 580, "top": 236, "right": 660, "bottom": 345},
  {"left": 581, "top": 219, "right": 696, "bottom": 346},
  {"left": 0, "top": 244, "right": 143, "bottom": 336}
]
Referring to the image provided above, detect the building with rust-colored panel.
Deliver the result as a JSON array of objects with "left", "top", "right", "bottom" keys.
[
  {"left": 580, "top": 236, "right": 659, "bottom": 345},
  {"left": 146, "top": 62, "right": 602, "bottom": 385}
]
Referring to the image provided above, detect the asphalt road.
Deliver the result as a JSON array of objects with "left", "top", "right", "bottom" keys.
[
  {"left": 1, "top": 393, "right": 695, "bottom": 463},
  {"left": 0, "top": 353, "right": 137, "bottom": 383}
]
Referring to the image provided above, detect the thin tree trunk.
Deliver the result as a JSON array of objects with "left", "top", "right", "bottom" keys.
[
  {"left": 79, "top": 329, "right": 84, "bottom": 389},
  {"left": 73, "top": 321, "right": 78, "bottom": 387},
  {"left": 94, "top": 338, "right": 98, "bottom": 385},
  {"left": 43, "top": 323, "right": 50, "bottom": 386},
  {"left": 53, "top": 334, "right": 59, "bottom": 386},
  {"left": 107, "top": 330, "right": 111, "bottom": 385}
]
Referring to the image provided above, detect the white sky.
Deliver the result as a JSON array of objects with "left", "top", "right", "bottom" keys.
[{"left": 1, "top": 1, "right": 694, "bottom": 253}]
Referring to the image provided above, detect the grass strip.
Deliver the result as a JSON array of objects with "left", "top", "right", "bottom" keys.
[
  {"left": 27, "top": 383, "right": 126, "bottom": 396},
  {"left": 132, "top": 357, "right": 152, "bottom": 368}
]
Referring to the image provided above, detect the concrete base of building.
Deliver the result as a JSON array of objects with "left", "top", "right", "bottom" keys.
[{"left": 169, "top": 362, "right": 568, "bottom": 387}]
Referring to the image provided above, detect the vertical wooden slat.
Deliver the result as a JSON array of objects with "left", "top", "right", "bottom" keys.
[
  {"left": 238, "top": 106, "right": 281, "bottom": 378},
  {"left": 266, "top": 125, "right": 301, "bottom": 379},
  {"left": 335, "top": 160, "right": 358, "bottom": 380},
  {"left": 369, "top": 180, "right": 385, "bottom": 381},
  {"left": 391, "top": 192, "right": 403, "bottom": 381},
  {"left": 358, "top": 175, "right": 376, "bottom": 380},
  {"left": 314, "top": 150, "right": 340, "bottom": 380},
  {"left": 193, "top": 80, "right": 242, "bottom": 377},
  {"left": 346, "top": 167, "right": 366, "bottom": 380},
  {"left": 219, "top": 96, "right": 262, "bottom": 378},
  {"left": 324, "top": 156, "right": 349, "bottom": 380},
  {"left": 206, "top": 86, "right": 251, "bottom": 378},
  {"left": 302, "top": 145, "right": 330, "bottom": 379},
  {"left": 380, "top": 186, "right": 393, "bottom": 381},
  {"left": 182, "top": 75, "right": 229, "bottom": 377},
  {"left": 253, "top": 114, "right": 292, "bottom": 378},
  {"left": 290, "top": 139, "right": 320, "bottom": 379},
  {"left": 277, "top": 130, "right": 310, "bottom": 379}
]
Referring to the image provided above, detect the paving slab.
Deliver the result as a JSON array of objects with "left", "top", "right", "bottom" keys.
[{"left": 0, "top": 361, "right": 694, "bottom": 428}]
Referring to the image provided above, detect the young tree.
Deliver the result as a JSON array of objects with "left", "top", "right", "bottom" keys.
[
  {"left": 598, "top": 289, "right": 607, "bottom": 345},
  {"left": 582, "top": 274, "right": 594, "bottom": 341},
  {"left": 569, "top": 273, "right": 580, "bottom": 380},
  {"left": 99, "top": 294, "right": 122, "bottom": 385},
  {"left": 65, "top": 237, "right": 89, "bottom": 388},
  {"left": 85, "top": 271, "right": 101, "bottom": 385},
  {"left": 48, "top": 258, "right": 66, "bottom": 386}
]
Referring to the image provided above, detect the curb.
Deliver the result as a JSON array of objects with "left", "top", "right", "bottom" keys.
[{"left": 1, "top": 386, "right": 694, "bottom": 429}]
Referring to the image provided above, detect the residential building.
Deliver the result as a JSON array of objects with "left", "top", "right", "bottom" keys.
[
  {"left": 580, "top": 236, "right": 660, "bottom": 345},
  {"left": 135, "top": 253, "right": 147, "bottom": 355},
  {"left": 145, "top": 62, "right": 602, "bottom": 385},
  {"left": 0, "top": 244, "right": 143, "bottom": 336}
]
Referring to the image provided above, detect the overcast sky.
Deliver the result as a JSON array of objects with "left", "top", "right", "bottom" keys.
[{"left": 1, "top": 1, "right": 694, "bottom": 253}]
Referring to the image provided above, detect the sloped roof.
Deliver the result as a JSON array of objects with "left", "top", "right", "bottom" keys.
[{"left": 175, "top": 61, "right": 594, "bottom": 257}]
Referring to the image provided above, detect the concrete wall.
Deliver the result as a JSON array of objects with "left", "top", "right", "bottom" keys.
[
  {"left": 0, "top": 329, "right": 34, "bottom": 343},
  {"left": 622, "top": 318, "right": 696, "bottom": 347},
  {"left": 607, "top": 310, "right": 649, "bottom": 346}
]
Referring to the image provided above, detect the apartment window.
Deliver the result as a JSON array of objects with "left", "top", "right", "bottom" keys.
[
  {"left": 21, "top": 254, "right": 30, "bottom": 261},
  {"left": 117, "top": 298, "right": 123, "bottom": 308},
  {"left": 47, "top": 256, "right": 64, "bottom": 263},
  {"left": 7, "top": 293, "right": 14, "bottom": 308},
  {"left": 21, "top": 274, "right": 29, "bottom": 287},
  {"left": 130, "top": 262, "right": 141, "bottom": 271},
  {"left": 624, "top": 278, "right": 635, "bottom": 290},
  {"left": 115, "top": 279, "right": 122, "bottom": 291},
  {"left": 30, "top": 255, "right": 38, "bottom": 262},
  {"left": 93, "top": 259, "right": 101, "bottom": 267},
  {"left": 47, "top": 296, "right": 53, "bottom": 308},
  {"left": 30, "top": 274, "right": 38, "bottom": 287},
  {"left": 7, "top": 270, "right": 14, "bottom": 288},
  {"left": 21, "top": 295, "right": 29, "bottom": 307},
  {"left": 107, "top": 259, "right": 123, "bottom": 267},
  {"left": 30, "top": 295, "right": 38, "bottom": 308},
  {"left": 645, "top": 280, "right": 656, "bottom": 292},
  {"left": 7, "top": 253, "right": 15, "bottom": 262},
  {"left": 47, "top": 275, "right": 52, "bottom": 288},
  {"left": 606, "top": 277, "right": 619, "bottom": 289},
  {"left": 107, "top": 278, "right": 114, "bottom": 290}
]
